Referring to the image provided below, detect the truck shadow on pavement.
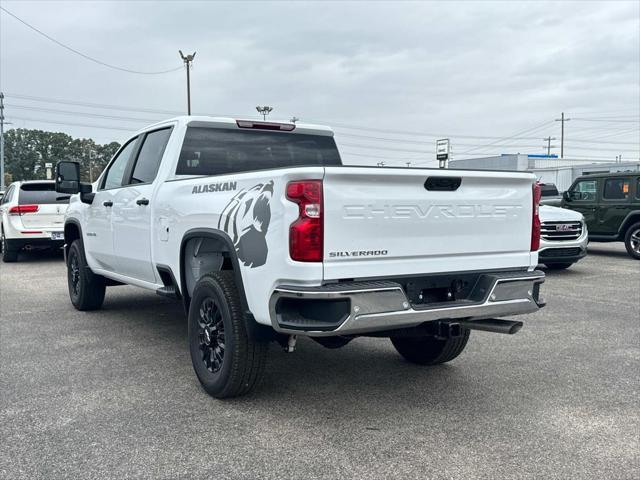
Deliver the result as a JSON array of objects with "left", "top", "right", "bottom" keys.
[
  {"left": 97, "top": 289, "right": 484, "bottom": 408},
  {"left": 10, "top": 248, "right": 65, "bottom": 263}
]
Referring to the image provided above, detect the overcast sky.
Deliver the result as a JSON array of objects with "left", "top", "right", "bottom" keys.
[{"left": 1, "top": 0, "right": 638, "bottom": 166}]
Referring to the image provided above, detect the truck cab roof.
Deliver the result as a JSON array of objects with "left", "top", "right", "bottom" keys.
[{"left": 135, "top": 116, "right": 335, "bottom": 137}]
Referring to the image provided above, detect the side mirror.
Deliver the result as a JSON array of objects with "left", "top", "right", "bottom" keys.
[
  {"left": 562, "top": 190, "right": 572, "bottom": 202},
  {"left": 55, "top": 161, "right": 94, "bottom": 203},
  {"left": 55, "top": 161, "right": 81, "bottom": 194}
]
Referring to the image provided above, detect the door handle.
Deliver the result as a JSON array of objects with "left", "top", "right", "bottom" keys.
[
  {"left": 103, "top": 201, "right": 113, "bottom": 207},
  {"left": 136, "top": 198, "right": 150, "bottom": 206}
]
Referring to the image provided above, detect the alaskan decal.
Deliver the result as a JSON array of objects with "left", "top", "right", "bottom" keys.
[
  {"left": 218, "top": 181, "right": 274, "bottom": 268},
  {"left": 192, "top": 181, "right": 237, "bottom": 194}
]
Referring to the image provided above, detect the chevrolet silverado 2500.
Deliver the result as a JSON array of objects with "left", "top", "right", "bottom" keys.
[{"left": 55, "top": 116, "right": 545, "bottom": 398}]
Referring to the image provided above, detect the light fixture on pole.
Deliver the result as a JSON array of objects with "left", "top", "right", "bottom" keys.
[
  {"left": 179, "top": 50, "right": 196, "bottom": 115},
  {"left": 256, "top": 106, "right": 273, "bottom": 120}
]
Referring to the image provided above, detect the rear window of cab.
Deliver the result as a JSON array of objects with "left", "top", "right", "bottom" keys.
[{"left": 176, "top": 127, "right": 342, "bottom": 176}]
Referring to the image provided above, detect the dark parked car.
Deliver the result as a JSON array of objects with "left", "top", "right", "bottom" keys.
[
  {"left": 561, "top": 172, "right": 640, "bottom": 259},
  {"left": 539, "top": 182, "right": 562, "bottom": 207}
]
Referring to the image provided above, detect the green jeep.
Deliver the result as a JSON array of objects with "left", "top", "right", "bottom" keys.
[{"left": 562, "top": 172, "right": 640, "bottom": 259}]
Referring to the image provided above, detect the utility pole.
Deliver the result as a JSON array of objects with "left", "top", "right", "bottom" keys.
[
  {"left": 256, "top": 106, "right": 273, "bottom": 120},
  {"left": 290, "top": 116, "right": 299, "bottom": 124},
  {"left": 0, "top": 92, "right": 5, "bottom": 191},
  {"left": 543, "top": 136, "right": 557, "bottom": 156},
  {"left": 554, "top": 112, "right": 570, "bottom": 158},
  {"left": 405, "top": 161, "right": 412, "bottom": 167},
  {"left": 179, "top": 50, "right": 196, "bottom": 115}
]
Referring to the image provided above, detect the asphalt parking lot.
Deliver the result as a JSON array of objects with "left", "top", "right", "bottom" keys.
[{"left": 1, "top": 244, "right": 638, "bottom": 479}]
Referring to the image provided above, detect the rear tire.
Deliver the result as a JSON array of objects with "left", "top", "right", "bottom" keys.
[
  {"left": 188, "top": 271, "right": 268, "bottom": 398},
  {"left": 391, "top": 329, "right": 470, "bottom": 365},
  {"left": 544, "top": 262, "right": 573, "bottom": 270},
  {"left": 624, "top": 222, "right": 640, "bottom": 260},
  {"left": 67, "top": 240, "right": 106, "bottom": 310},
  {"left": 1, "top": 230, "right": 18, "bottom": 263}
]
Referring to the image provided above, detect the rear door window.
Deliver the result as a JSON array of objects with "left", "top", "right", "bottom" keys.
[
  {"left": 636, "top": 178, "right": 640, "bottom": 199},
  {"left": 102, "top": 137, "right": 138, "bottom": 190},
  {"left": 129, "top": 128, "right": 172, "bottom": 185},
  {"left": 176, "top": 127, "right": 342, "bottom": 176},
  {"left": 603, "top": 178, "right": 630, "bottom": 201},
  {"left": 19, "top": 183, "right": 69, "bottom": 204}
]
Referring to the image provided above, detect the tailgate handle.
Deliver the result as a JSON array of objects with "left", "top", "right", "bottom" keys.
[{"left": 424, "top": 177, "right": 462, "bottom": 191}]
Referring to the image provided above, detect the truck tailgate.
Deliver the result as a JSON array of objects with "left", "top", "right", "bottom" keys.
[{"left": 322, "top": 167, "right": 536, "bottom": 280}]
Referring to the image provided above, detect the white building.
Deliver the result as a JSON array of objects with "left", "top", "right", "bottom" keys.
[{"left": 449, "top": 154, "right": 640, "bottom": 191}]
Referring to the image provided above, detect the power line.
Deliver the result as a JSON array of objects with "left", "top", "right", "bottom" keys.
[
  {"left": 5, "top": 92, "right": 638, "bottom": 147},
  {"left": 336, "top": 131, "right": 549, "bottom": 145},
  {"left": 5, "top": 104, "right": 158, "bottom": 123},
  {"left": 572, "top": 118, "right": 640, "bottom": 123},
  {"left": 6, "top": 115, "right": 136, "bottom": 132},
  {"left": 0, "top": 6, "right": 183, "bottom": 75},
  {"left": 455, "top": 121, "right": 556, "bottom": 156},
  {"left": 7, "top": 111, "right": 636, "bottom": 156},
  {"left": 3, "top": 93, "right": 244, "bottom": 117},
  {"left": 4, "top": 92, "right": 638, "bottom": 158}
]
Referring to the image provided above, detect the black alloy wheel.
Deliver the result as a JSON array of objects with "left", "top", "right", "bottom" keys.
[{"left": 197, "top": 297, "right": 226, "bottom": 374}]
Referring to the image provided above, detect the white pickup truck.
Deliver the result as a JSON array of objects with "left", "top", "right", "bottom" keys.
[{"left": 55, "top": 116, "right": 545, "bottom": 398}]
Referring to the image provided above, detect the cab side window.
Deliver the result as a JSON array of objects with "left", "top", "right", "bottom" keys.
[
  {"left": 571, "top": 179, "right": 597, "bottom": 201},
  {"left": 636, "top": 178, "right": 640, "bottom": 200},
  {"left": 128, "top": 128, "right": 172, "bottom": 185},
  {"left": 101, "top": 138, "right": 138, "bottom": 190},
  {"left": 603, "top": 178, "right": 630, "bottom": 201}
]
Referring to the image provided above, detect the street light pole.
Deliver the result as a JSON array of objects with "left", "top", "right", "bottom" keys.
[{"left": 179, "top": 50, "right": 196, "bottom": 115}]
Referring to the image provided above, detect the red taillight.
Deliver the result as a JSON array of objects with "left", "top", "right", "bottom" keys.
[
  {"left": 286, "top": 180, "right": 323, "bottom": 262},
  {"left": 8, "top": 205, "right": 39, "bottom": 215},
  {"left": 531, "top": 183, "right": 542, "bottom": 251}
]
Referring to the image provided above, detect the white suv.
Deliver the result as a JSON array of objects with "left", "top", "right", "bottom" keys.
[
  {"left": 0, "top": 180, "right": 69, "bottom": 262},
  {"left": 538, "top": 205, "right": 588, "bottom": 270}
]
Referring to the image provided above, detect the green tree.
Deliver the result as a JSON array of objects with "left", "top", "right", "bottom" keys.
[{"left": 3, "top": 128, "right": 121, "bottom": 183}]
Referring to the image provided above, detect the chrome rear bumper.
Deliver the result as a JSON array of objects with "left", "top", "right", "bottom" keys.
[{"left": 269, "top": 270, "right": 545, "bottom": 337}]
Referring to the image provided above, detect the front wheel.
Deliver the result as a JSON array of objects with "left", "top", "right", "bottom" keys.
[
  {"left": 544, "top": 262, "right": 573, "bottom": 270},
  {"left": 624, "top": 222, "right": 640, "bottom": 260},
  {"left": 67, "top": 240, "right": 106, "bottom": 310},
  {"left": 188, "top": 271, "right": 267, "bottom": 398},
  {"left": 391, "top": 329, "right": 470, "bottom": 365}
]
